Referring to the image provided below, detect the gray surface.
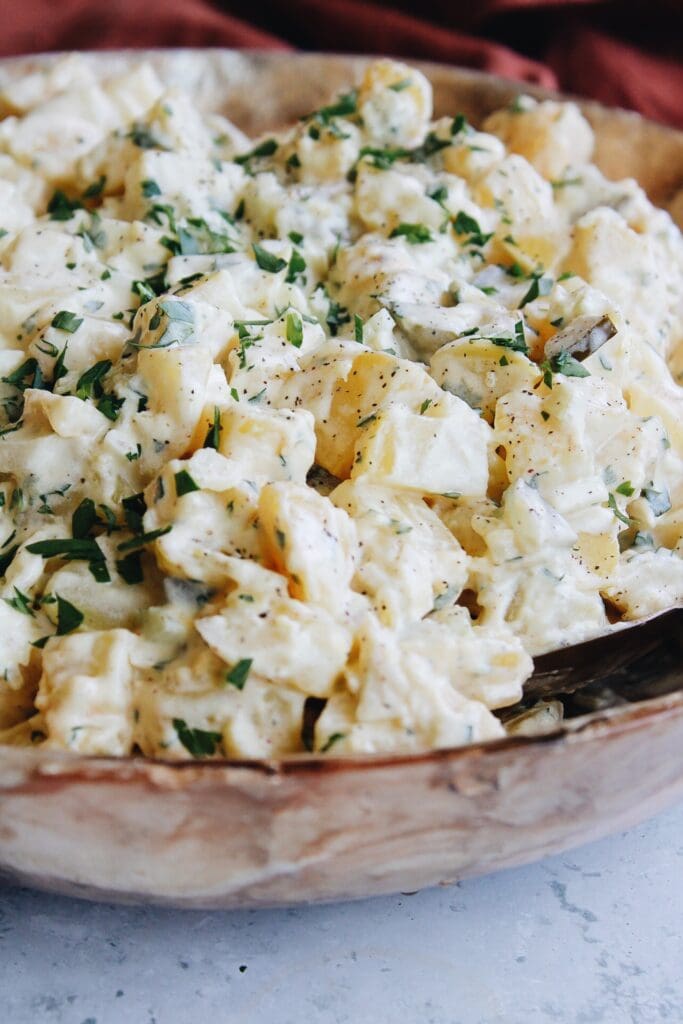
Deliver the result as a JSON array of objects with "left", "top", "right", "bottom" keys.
[{"left": 1, "top": 802, "right": 682, "bottom": 1024}]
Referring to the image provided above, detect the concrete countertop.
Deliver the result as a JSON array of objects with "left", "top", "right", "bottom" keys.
[{"left": 2, "top": 801, "right": 682, "bottom": 1024}]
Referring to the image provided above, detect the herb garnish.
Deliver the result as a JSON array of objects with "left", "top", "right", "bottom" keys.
[
  {"left": 541, "top": 350, "right": 591, "bottom": 387},
  {"left": 51, "top": 310, "right": 83, "bottom": 333},
  {"left": 116, "top": 525, "right": 172, "bottom": 553},
  {"left": 173, "top": 718, "right": 222, "bottom": 758},
  {"left": 389, "top": 222, "right": 432, "bottom": 245},
  {"left": 175, "top": 469, "right": 200, "bottom": 497},
  {"left": 47, "top": 190, "right": 82, "bottom": 221},
  {"left": 286, "top": 249, "right": 306, "bottom": 284},
  {"left": 253, "top": 243, "right": 287, "bottom": 274},
  {"left": 225, "top": 658, "right": 252, "bottom": 690},
  {"left": 56, "top": 595, "right": 84, "bottom": 635},
  {"left": 452, "top": 211, "right": 492, "bottom": 248},
  {"left": 519, "top": 273, "right": 552, "bottom": 308},
  {"left": 286, "top": 311, "right": 303, "bottom": 348},
  {"left": 204, "top": 407, "right": 222, "bottom": 450}
]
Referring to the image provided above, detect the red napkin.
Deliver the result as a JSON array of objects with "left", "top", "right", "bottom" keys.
[{"left": 3, "top": 0, "right": 682, "bottom": 128}]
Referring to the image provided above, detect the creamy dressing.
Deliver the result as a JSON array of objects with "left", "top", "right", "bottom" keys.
[{"left": 0, "top": 57, "right": 681, "bottom": 758}]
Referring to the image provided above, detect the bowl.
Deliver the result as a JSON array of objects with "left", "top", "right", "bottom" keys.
[{"left": 1, "top": 49, "right": 682, "bottom": 908}]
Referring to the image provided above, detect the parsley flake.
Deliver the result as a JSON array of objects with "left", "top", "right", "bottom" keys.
[
  {"left": 204, "top": 407, "right": 222, "bottom": 450},
  {"left": 51, "top": 310, "right": 83, "bottom": 333},
  {"left": 225, "top": 658, "right": 252, "bottom": 690},
  {"left": 286, "top": 310, "right": 303, "bottom": 348},
  {"left": 389, "top": 222, "right": 432, "bottom": 245},
  {"left": 56, "top": 595, "right": 84, "bottom": 635},
  {"left": 175, "top": 469, "right": 200, "bottom": 497},
  {"left": 253, "top": 243, "right": 286, "bottom": 274},
  {"left": 173, "top": 718, "right": 222, "bottom": 758}
]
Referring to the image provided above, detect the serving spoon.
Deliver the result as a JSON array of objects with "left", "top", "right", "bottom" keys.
[{"left": 524, "top": 605, "right": 683, "bottom": 704}]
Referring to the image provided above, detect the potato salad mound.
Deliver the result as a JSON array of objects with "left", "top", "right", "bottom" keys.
[{"left": 0, "top": 57, "right": 681, "bottom": 758}]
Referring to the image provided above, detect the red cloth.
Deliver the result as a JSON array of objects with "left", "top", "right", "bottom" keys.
[{"left": 3, "top": 0, "right": 682, "bottom": 128}]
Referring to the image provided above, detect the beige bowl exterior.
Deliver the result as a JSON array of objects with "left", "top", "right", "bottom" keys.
[{"left": 0, "top": 50, "right": 682, "bottom": 908}]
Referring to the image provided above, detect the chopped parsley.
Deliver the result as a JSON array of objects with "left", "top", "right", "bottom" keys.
[
  {"left": 127, "top": 124, "right": 165, "bottom": 149},
  {"left": 55, "top": 595, "right": 84, "bottom": 635},
  {"left": 306, "top": 89, "right": 358, "bottom": 125},
  {"left": 452, "top": 211, "right": 492, "bottom": 248},
  {"left": 176, "top": 218, "right": 236, "bottom": 257},
  {"left": 51, "top": 310, "right": 83, "bottom": 333},
  {"left": 519, "top": 273, "right": 553, "bottom": 308},
  {"left": 321, "top": 732, "right": 346, "bottom": 752},
  {"left": 121, "top": 492, "right": 147, "bottom": 534},
  {"left": 234, "top": 138, "right": 278, "bottom": 166},
  {"left": 285, "top": 248, "right": 306, "bottom": 284},
  {"left": 0, "top": 544, "right": 19, "bottom": 577},
  {"left": 427, "top": 184, "right": 448, "bottom": 207},
  {"left": 490, "top": 321, "right": 527, "bottom": 355},
  {"left": 541, "top": 350, "right": 591, "bottom": 385},
  {"left": 608, "top": 492, "right": 634, "bottom": 527},
  {"left": 203, "top": 407, "right": 222, "bottom": 450},
  {"left": 286, "top": 310, "right": 303, "bottom": 348},
  {"left": 116, "top": 525, "right": 172, "bottom": 553},
  {"left": 115, "top": 551, "right": 144, "bottom": 585},
  {"left": 173, "top": 718, "right": 222, "bottom": 758},
  {"left": 97, "top": 393, "right": 125, "bottom": 422},
  {"left": 175, "top": 469, "right": 200, "bottom": 497},
  {"left": 4, "top": 587, "right": 34, "bottom": 616},
  {"left": 551, "top": 177, "right": 583, "bottom": 191},
  {"left": 132, "top": 279, "right": 156, "bottom": 305},
  {"left": 253, "top": 243, "right": 286, "bottom": 274},
  {"left": 141, "top": 178, "right": 162, "bottom": 198},
  {"left": 26, "top": 537, "right": 105, "bottom": 560},
  {"left": 72, "top": 498, "right": 98, "bottom": 539},
  {"left": 82, "top": 175, "right": 106, "bottom": 199},
  {"left": 26, "top": 535, "right": 109, "bottom": 583},
  {"left": 321, "top": 292, "right": 350, "bottom": 336},
  {"left": 47, "top": 190, "right": 82, "bottom": 221},
  {"left": 389, "top": 222, "right": 432, "bottom": 245},
  {"left": 225, "top": 658, "right": 252, "bottom": 690}
]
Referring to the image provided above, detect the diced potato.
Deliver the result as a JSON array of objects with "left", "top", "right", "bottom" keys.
[
  {"left": 351, "top": 397, "right": 490, "bottom": 497},
  {"left": 358, "top": 59, "right": 432, "bottom": 149},
  {"left": 318, "top": 351, "right": 443, "bottom": 477},
  {"left": 484, "top": 98, "right": 594, "bottom": 181},
  {"left": 602, "top": 548, "right": 683, "bottom": 620},
  {"left": 314, "top": 615, "right": 506, "bottom": 754},
  {"left": 259, "top": 482, "right": 357, "bottom": 614},
  {"left": 195, "top": 580, "right": 352, "bottom": 699},
  {"left": 564, "top": 207, "right": 680, "bottom": 358},
  {"left": 0, "top": 602, "right": 39, "bottom": 691},
  {"left": 218, "top": 403, "right": 316, "bottom": 486},
  {"left": 135, "top": 344, "right": 214, "bottom": 469},
  {"left": 331, "top": 478, "right": 468, "bottom": 626},
  {"left": 36, "top": 630, "right": 139, "bottom": 755},
  {"left": 476, "top": 154, "right": 566, "bottom": 270},
  {"left": 430, "top": 338, "right": 539, "bottom": 420}
]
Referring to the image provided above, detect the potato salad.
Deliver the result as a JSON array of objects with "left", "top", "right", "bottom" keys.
[{"left": 0, "top": 56, "right": 681, "bottom": 759}]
